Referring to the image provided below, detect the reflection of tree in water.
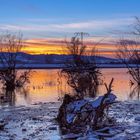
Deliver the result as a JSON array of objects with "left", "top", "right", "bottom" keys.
[
  {"left": 57, "top": 71, "right": 73, "bottom": 101},
  {"left": 0, "top": 90, "right": 16, "bottom": 106},
  {"left": 16, "top": 87, "right": 29, "bottom": 100},
  {"left": 57, "top": 71, "right": 66, "bottom": 101},
  {"left": 0, "top": 89, "right": 16, "bottom": 106},
  {"left": 129, "top": 85, "right": 140, "bottom": 100},
  {"left": 0, "top": 87, "right": 29, "bottom": 106},
  {"left": 57, "top": 34, "right": 102, "bottom": 100}
]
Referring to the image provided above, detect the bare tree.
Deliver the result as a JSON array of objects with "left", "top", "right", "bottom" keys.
[
  {"left": 74, "top": 32, "right": 89, "bottom": 45},
  {"left": 0, "top": 32, "right": 31, "bottom": 90},
  {"left": 117, "top": 17, "right": 140, "bottom": 85},
  {"left": 61, "top": 34, "right": 101, "bottom": 99}
]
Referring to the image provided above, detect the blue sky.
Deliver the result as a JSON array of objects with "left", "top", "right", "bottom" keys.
[{"left": 0, "top": 0, "right": 139, "bottom": 40}]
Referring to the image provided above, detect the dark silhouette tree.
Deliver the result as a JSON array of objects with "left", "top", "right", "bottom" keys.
[
  {"left": 117, "top": 17, "right": 140, "bottom": 85},
  {"left": 0, "top": 32, "right": 31, "bottom": 91},
  {"left": 61, "top": 33, "right": 101, "bottom": 99}
]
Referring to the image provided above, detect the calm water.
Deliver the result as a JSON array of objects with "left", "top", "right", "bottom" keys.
[{"left": 0, "top": 68, "right": 139, "bottom": 107}]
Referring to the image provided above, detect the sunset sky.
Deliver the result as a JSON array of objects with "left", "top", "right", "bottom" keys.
[{"left": 0, "top": 0, "right": 140, "bottom": 56}]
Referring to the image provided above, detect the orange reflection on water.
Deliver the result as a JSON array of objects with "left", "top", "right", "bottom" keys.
[
  {"left": 100, "top": 68, "right": 131, "bottom": 100},
  {"left": 24, "top": 69, "right": 71, "bottom": 104},
  {"left": 25, "top": 69, "right": 136, "bottom": 104},
  {"left": 0, "top": 68, "right": 138, "bottom": 107}
]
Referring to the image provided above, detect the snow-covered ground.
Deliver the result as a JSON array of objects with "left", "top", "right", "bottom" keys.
[
  {"left": 0, "top": 102, "right": 61, "bottom": 140},
  {"left": 0, "top": 101, "right": 140, "bottom": 140}
]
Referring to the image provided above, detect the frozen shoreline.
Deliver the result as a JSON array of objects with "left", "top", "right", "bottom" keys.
[{"left": 0, "top": 101, "right": 140, "bottom": 140}]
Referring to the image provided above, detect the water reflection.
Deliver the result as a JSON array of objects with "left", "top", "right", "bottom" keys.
[
  {"left": 0, "top": 90, "right": 16, "bottom": 106},
  {"left": 0, "top": 68, "right": 139, "bottom": 107},
  {"left": 129, "top": 85, "right": 140, "bottom": 100},
  {"left": 0, "top": 87, "right": 29, "bottom": 107}
]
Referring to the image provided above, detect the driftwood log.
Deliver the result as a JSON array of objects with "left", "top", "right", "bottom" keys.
[{"left": 57, "top": 78, "right": 116, "bottom": 130}]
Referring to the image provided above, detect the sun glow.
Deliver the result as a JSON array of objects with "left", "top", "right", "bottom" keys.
[
  {"left": 23, "top": 40, "right": 65, "bottom": 55},
  {"left": 22, "top": 39, "right": 118, "bottom": 57}
]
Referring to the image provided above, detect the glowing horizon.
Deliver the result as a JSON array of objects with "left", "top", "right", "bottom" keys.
[{"left": 21, "top": 39, "right": 118, "bottom": 58}]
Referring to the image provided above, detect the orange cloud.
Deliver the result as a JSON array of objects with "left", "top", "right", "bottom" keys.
[{"left": 22, "top": 38, "right": 121, "bottom": 57}]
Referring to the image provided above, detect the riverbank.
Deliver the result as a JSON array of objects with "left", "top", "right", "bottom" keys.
[{"left": 0, "top": 101, "right": 140, "bottom": 140}]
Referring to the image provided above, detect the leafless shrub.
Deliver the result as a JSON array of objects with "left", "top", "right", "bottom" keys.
[
  {"left": 0, "top": 32, "right": 31, "bottom": 91},
  {"left": 61, "top": 34, "right": 101, "bottom": 99},
  {"left": 117, "top": 17, "right": 140, "bottom": 85}
]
